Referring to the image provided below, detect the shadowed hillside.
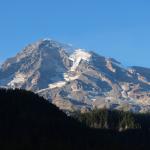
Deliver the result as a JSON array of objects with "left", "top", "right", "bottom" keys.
[{"left": 0, "top": 89, "right": 150, "bottom": 150}]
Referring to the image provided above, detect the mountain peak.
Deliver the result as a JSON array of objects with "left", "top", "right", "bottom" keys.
[
  {"left": 1, "top": 39, "right": 150, "bottom": 113},
  {"left": 18, "top": 38, "right": 74, "bottom": 56}
]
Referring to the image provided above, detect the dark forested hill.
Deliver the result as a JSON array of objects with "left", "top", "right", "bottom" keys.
[
  {"left": 0, "top": 88, "right": 150, "bottom": 150},
  {"left": 0, "top": 89, "right": 83, "bottom": 150}
]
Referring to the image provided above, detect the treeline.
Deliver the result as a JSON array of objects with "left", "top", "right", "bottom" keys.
[
  {"left": 74, "top": 108, "right": 150, "bottom": 131},
  {"left": 1, "top": 88, "right": 150, "bottom": 150}
]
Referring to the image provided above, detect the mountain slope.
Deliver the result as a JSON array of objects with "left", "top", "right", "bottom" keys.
[{"left": 1, "top": 39, "right": 150, "bottom": 112}]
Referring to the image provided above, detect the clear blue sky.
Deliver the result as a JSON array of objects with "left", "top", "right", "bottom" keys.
[{"left": 0, "top": 0, "right": 150, "bottom": 67}]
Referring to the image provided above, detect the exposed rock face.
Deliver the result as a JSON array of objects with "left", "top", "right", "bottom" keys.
[{"left": 1, "top": 39, "right": 150, "bottom": 112}]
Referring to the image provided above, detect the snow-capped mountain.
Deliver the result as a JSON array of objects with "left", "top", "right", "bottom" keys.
[{"left": 1, "top": 39, "right": 150, "bottom": 113}]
